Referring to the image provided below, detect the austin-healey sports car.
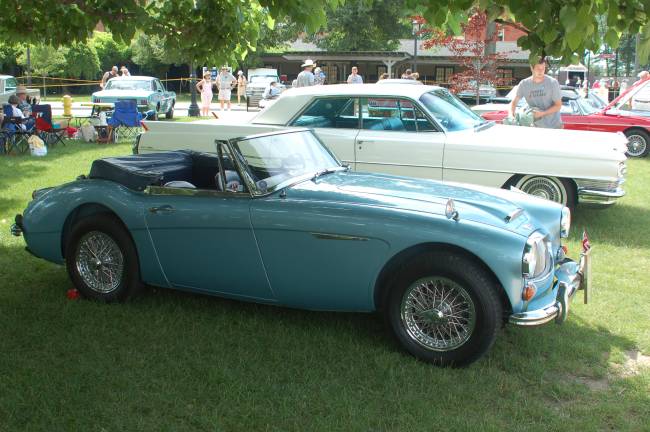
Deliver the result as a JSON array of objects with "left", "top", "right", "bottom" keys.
[{"left": 11, "top": 129, "right": 590, "bottom": 366}]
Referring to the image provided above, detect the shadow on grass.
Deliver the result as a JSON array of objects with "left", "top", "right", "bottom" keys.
[
  {"left": 2, "top": 238, "right": 648, "bottom": 430},
  {"left": 573, "top": 203, "right": 650, "bottom": 249}
]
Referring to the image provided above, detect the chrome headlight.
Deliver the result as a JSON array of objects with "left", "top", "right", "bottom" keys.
[
  {"left": 522, "top": 232, "right": 550, "bottom": 278},
  {"left": 618, "top": 161, "right": 627, "bottom": 179},
  {"left": 560, "top": 206, "right": 571, "bottom": 238}
]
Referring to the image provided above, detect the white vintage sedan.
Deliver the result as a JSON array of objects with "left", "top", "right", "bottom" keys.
[{"left": 136, "top": 84, "right": 627, "bottom": 208}]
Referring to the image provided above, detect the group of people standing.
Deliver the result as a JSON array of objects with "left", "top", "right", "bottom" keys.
[
  {"left": 100, "top": 65, "right": 130, "bottom": 89},
  {"left": 294, "top": 59, "right": 365, "bottom": 88},
  {"left": 195, "top": 67, "right": 248, "bottom": 116}
]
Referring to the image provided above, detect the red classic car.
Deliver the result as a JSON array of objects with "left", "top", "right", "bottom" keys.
[{"left": 481, "top": 80, "right": 650, "bottom": 158}]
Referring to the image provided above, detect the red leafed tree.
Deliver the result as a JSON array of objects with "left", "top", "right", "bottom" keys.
[{"left": 421, "top": 11, "right": 511, "bottom": 105}]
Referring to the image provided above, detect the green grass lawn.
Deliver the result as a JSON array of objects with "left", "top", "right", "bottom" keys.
[{"left": 0, "top": 141, "right": 648, "bottom": 431}]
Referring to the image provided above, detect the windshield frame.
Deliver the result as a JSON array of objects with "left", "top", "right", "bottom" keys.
[
  {"left": 104, "top": 79, "right": 154, "bottom": 91},
  {"left": 419, "top": 89, "right": 487, "bottom": 131},
  {"left": 226, "top": 129, "right": 342, "bottom": 197}
]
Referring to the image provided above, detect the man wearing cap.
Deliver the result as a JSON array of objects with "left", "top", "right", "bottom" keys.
[
  {"left": 15, "top": 86, "right": 33, "bottom": 117},
  {"left": 216, "top": 67, "right": 237, "bottom": 111},
  {"left": 295, "top": 59, "right": 316, "bottom": 87}
]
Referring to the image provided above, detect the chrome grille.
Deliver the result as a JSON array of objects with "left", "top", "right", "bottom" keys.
[{"left": 575, "top": 179, "right": 621, "bottom": 191}]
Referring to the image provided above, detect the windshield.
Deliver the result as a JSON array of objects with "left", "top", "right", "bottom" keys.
[
  {"left": 419, "top": 89, "right": 486, "bottom": 131},
  {"left": 251, "top": 76, "right": 278, "bottom": 83},
  {"left": 5, "top": 77, "right": 17, "bottom": 92},
  {"left": 575, "top": 97, "right": 599, "bottom": 115},
  {"left": 232, "top": 130, "right": 340, "bottom": 194},
  {"left": 105, "top": 80, "right": 153, "bottom": 91}
]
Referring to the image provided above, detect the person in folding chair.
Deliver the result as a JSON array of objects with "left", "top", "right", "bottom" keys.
[
  {"left": 107, "top": 100, "right": 143, "bottom": 142},
  {"left": 33, "top": 104, "right": 67, "bottom": 148},
  {"left": 1, "top": 96, "right": 35, "bottom": 154}
]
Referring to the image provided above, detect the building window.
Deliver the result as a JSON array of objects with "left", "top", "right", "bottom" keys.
[
  {"left": 435, "top": 67, "right": 454, "bottom": 84},
  {"left": 497, "top": 68, "right": 514, "bottom": 86},
  {"left": 497, "top": 29, "right": 505, "bottom": 41}
]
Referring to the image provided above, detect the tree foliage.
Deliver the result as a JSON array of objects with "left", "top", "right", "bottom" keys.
[
  {"left": 408, "top": 0, "right": 650, "bottom": 65},
  {"left": 2, "top": 0, "right": 343, "bottom": 64},
  {"left": 16, "top": 43, "right": 100, "bottom": 79},
  {"left": 90, "top": 31, "right": 131, "bottom": 73},
  {"left": 309, "top": 0, "right": 412, "bottom": 51},
  {"left": 423, "top": 11, "right": 510, "bottom": 103}
]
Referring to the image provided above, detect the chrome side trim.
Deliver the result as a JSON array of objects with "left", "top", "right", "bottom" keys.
[
  {"left": 144, "top": 185, "right": 252, "bottom": 198},
  {"left": 310, "top": 232, "right": 368, "bottom": 241},
  {"left": 354, "top": 160, "right": 443, "bottom": 169}
]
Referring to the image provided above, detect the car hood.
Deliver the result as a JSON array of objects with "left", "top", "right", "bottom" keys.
[
  {"left": 287, "top": 171, "right": 560, "bottom": 237},
  {"left": 451, "top": 123, "right": 628, "bottom": 160},
  {"left": 92, "top": 90, "right": 153, "bottom": 98}
]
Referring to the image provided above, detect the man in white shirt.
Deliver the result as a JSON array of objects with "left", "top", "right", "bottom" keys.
[
  {"left": 295, "top": 59, "right": 316, "bottom": 87},
  {"left": 347, "top": 66, "right": 363, "bottom": 84}
]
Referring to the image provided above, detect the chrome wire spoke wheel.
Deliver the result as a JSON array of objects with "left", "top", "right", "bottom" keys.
[
  {"left": 515, "top": 176, "right": 566, "bottom": 204},
  {"left": 400, "top": 277, "right": 476, "bottom": 352},
  {"left": 626, "top": 134, "right": 647, "bottom": 157},
  {"left": 75, "top": 231, "right": 124, "bottom": 294}
]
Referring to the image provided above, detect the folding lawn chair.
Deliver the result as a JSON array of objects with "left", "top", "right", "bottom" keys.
[
  {"left": 33, "top": 104, "right": 67, "bottom": 148},
  {"left": 107, "top": 100, "right": 143, "bottom": 142},
  {"left": 1, "top": 104, "right": 34, "bottom": 154}
]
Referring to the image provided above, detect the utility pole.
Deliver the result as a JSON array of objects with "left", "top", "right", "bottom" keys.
[
  {"left": 188, "top": 62, "right": 200, "bottom": 117},
  {"left": 26, "top": 46, "right": 32, "bottom": 85},
  {"left": 634, "top": 33, "right": 641, "bottom": 76}
]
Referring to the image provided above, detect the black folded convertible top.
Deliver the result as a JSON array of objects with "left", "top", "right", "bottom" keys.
[{"left": 89, "top": 151, "right": 193, "bottom": 191}]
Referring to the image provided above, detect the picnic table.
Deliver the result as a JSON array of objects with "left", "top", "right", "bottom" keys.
[{"left": 71, "top": 102, "right": 115, "bottom": 127}]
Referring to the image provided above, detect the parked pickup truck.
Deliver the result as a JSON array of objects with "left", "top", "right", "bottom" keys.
[
  {"left": 135, "top": 83, "right": 628, "bottom": 209},
  {"left": 0, "top": 75, "right": 40, "bottom": 104}
]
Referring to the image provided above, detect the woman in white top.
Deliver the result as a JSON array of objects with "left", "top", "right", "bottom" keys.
[{"left": 196, "top": 71, "right": 214, "bottom": 116}]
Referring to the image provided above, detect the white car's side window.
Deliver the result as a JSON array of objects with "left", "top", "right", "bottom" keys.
[
  {"left": 360, "top": 98, "right": 436, "bottom": 132},
  {"left": 290, "top": 97, "right": 359, "bottom": 129}
]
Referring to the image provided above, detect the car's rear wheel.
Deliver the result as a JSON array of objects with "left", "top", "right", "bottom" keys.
[
  {"left": 512, "top": 175, "right": 575, "bottom": 209},
  {"left": 165, "top": 102, "right": 174, "bottom": 119},
  {"left": 385, "top": 252, "right": 502, "bottom": 367},
  {"left": 624, "top": 128, "right": 649, "bottom": 157},
  {"left": 65, "top": 214, "right": 141, "bottom": 302}
]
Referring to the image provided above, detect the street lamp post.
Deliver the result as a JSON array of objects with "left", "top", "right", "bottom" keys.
[
  {"left": 412, "top": 21, "right": 421, "bottom": 73},
  {"left": 188, "top": 61, "right": 200, "bottom": 117}
]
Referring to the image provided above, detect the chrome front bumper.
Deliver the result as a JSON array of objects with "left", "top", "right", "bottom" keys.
[
  {"left": 509, "top": 248, "right": 592, "bottom": 326},
  {"left": 578, "top": 188, "right": 626, "bottom": 206}
]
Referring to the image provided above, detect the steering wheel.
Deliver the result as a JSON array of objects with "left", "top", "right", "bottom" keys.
[{"left": 281, "top": 153, "right": 306, "bottom": 171}]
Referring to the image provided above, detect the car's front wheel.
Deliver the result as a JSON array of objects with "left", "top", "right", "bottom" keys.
[
  {"left": 512, "top": 175, "right": 575, "bottom": 209},
  {"left": 65, "top": 214, "right": 141, "bottom": 302},
  {"left": 385, "top": 252, "right": 502, "bottom": 367},
  {"left": 624, "top": 128, "right": 649, "bottom": 157},
  {"left": 165, "top": 102, "right": 174, "bottom": 119}
]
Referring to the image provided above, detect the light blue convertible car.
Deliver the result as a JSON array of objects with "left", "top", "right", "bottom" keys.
[{"left": 11, "top": 129, "right": 590, "bottom": 366}]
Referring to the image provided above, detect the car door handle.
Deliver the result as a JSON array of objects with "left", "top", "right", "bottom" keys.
[{"left": 148, "top": 205, "right": 175, "bottom": 214}]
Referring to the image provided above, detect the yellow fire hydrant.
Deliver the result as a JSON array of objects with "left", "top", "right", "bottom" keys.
[{"left": 62, "top": 95, "right": 73, "bottom": 117}]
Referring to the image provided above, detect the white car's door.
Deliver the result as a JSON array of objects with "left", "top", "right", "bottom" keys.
[
  {"left": 289, "top": 96, "right": 359, "bottom": 166},
  {"left": 354, "top": 97, "right": 445, "bottom": 180}
]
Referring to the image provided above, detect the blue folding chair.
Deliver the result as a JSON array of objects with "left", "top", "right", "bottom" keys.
[
  {"left": 33, "top": 104, "right": 66, "bottom": 148},
  {"left": 1, "top": 104, "right": 34, "bottom": 154},
  {"left": 107, "top": 100, "right": 143, "bottom": 142}
]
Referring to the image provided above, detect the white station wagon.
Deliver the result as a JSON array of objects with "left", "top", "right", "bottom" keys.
[{"left": 136, "top": 84, "right": 628, "bottom": 208}]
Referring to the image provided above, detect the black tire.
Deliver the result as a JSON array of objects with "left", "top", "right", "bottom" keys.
[
  {"left": 165, "top": 102, "right": 174, "bottom": 119},
  {"left": 65, "top": 214, "right": 142, "bottom": 302},
  {"left": 508, "top": 175, "right": 576, "bottom": 210},
  {"left": 385, "top": 252, "right": 502, "bottom": 367},
  {"left": 623, "top": 128, "right": 649, "bottom": 158}
]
